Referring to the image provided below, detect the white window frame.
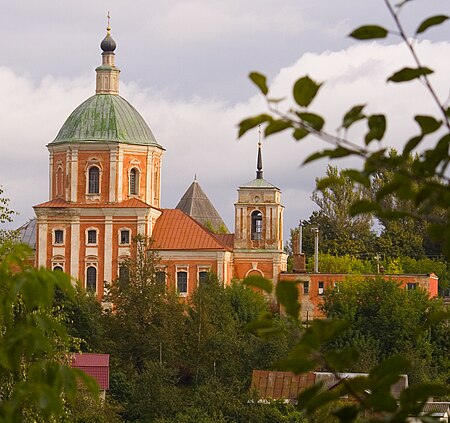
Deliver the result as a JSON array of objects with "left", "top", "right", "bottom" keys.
[
  {"left": 55, "top": 163, "right": 64, "bottom": 199},
  {"left": 118, "top": 228, "right": 131, "bottom": 246},
  {"left": 197, "top": 265, "right": 210, "bottom": 286},
  {"left": 85, "top": 260, "right": 98, "bottom": 294},
  {"left": 85, "top": 160, "right": 102, "bottom": 198},
  {"left": 129, "top": 167, "right": 140, "bottom": 196},
  {"left": 176, "top": 265, "right": 189, "bottom": 297},
  {"left": 52, "top": 256, "right": 65, "bottom": 272},
  {"left": 53, "top": 228, "right": 65, "bottom": 245},
  {"left": 86, "top": 227, "right": 98, "bottom": 246}
]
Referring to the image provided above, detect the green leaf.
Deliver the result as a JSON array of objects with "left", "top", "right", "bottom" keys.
[
  {"left": 365, "top": 114, "right": 386, "bottom": 144},
  {"left": 275, "top": 281, "right": 300, "bottom": 319},
  {"left": 238, "top": 114, "right": 272, "bottom": 138},
  {"left": 387, "top": 67, "right": 434, "bottom": 83},
  {"left": 403, "top": 135, "right": 424, "bottom": 156},
  {"left": 278, "top": 354, "right": 316, "bottom": 375},
  {"left": 264, "top": 119, "right": 292, "bottom": 136},
  {"left": 303, "top": 147, "right": 353, "bottom": 164},
  {"left": 293, "top": 127, "right": 310, "bottom": 140},
  {"left": 296, "top": 112, "right": 325, "bottom": 131},
  {"left": 293, "top": 76, "right": 322, "bottom": 107},
  {"left": 416, "top": 15, "right": 449, "bottom": 35},
  {"left": 349, "top": 25, "right": 388, "bottom": 40},
  {"left": 349, "top": 200, "right": 381, "bottom": 215},
  {"left": 249, "top": 71, "right": 269, "bottom": 95},
  {"left": 414, "top": 115, "right": 442, "bottom": 135},
  {"left": 243, "top": 275, "right": 273, "bottom": 294},
  {"left": 342, "top": 104, "right": 366, "bottom": 129},
  {"left": 370, "top": 355, "right": 410, "bottom": 384}
]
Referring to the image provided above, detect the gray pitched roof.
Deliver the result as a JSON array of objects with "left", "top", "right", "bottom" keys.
[
  {"left": 17, "top": 218, "right": 36, "bottom": 250},
  {"left": 176, "top": 180, "right": 229, "bottom": 233}
]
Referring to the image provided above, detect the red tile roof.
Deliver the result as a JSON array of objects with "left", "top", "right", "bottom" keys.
[
  {"left": 71, "top": 353, "right": 110, "bottom": 390},
  {"left": 34, "top": 198, "right": 152, "bottom": 208},
  {"left": 151, "top": 209, "right": 232, "bottom": 251}
]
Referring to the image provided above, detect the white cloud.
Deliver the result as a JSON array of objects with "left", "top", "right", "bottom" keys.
[{"left": 1, "top": 40, "right": 450, "bottom": 245}]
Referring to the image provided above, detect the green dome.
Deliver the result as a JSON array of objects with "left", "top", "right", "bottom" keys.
[{"left": 52, "top": 94, "right": 161, "bottom": 147}]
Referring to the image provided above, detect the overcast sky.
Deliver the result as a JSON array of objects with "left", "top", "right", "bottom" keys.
[{"left": 1, "top": 0, "right": 449, "bottom": 243}]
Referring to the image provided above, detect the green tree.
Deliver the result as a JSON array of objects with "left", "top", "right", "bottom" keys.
[
  {"left": 321, "top": 278, "right": 433, "bottom": 369},
  {"left": 310, "top": 166, "right": 376, "bottom": 256},
  {"left": 306, "top": 254, "right": 374, "bottom": 274},
  {"left": 0, "top": 242, "right": 97, "bottom": 422},
  {"left": 106, "top": 235, "right": 186, "bottom": 374}
]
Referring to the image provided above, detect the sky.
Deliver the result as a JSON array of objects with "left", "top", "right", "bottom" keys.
[{"left": 1, "top": 0, "right": 449, "bottom": 243}]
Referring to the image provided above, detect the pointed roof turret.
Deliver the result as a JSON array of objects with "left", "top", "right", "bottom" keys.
[
  {"left": 96, "top": 13, "right": 120, "bottom": 95},
  {"left": 239, "top": 130, "right": 279, "bottom": 189},
  {"left": 176, "top": 179, "right": 229, "bottom": 233}
]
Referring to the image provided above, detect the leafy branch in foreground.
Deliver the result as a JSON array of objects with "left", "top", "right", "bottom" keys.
[
  {"left": 239, "top": 0, "right": 450, "bottom": 257},
  {"left": 0, "top": 242, "right": 98, "bottom": 422}
]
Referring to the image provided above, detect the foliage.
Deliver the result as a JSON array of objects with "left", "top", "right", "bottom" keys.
[
  {"left": 0, "top": 242, "right": 98, "bottom": 422},
  {"left": 56, "top": 286, "right": 105, "bottom": 353},
  {"left": 0, "top": 187, "right": 15, "bottom": 226},
  {"left": 309, "top": 166, "right": 376, "bottom": 256},
  {"left": 239, "top": 0, "right": 450, "bottom": 259},
  {"left": 105, "top": 235, "right": 186, "bottom": 374},
  {"left": 306, "top": 254, "right": 374, "bottom": 274},
  {"left": 243, "top": 274, "right": 450, "bottom": 422},
  {"left": 0, "top": 188, "right": 18, "bottom": 254}
]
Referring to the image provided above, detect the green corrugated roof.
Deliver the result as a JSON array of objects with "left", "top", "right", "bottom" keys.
[
  {"left": 51, "top": 94, "right": 162, "bottom": 147},
  {"left": 239, "top": 178, "right": 279, "bottom": 189}
]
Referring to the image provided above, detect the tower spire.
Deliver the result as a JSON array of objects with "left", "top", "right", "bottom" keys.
[{"left": 256, "top": 125, "right": 263, "bottom": 179}]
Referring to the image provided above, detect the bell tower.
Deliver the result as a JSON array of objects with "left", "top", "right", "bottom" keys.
[
  {"left": 234, "top": 141, "right": 284, "bottom": 251},
  {"left": 233, "top": 138, "right": 287, "bottom": 283}
]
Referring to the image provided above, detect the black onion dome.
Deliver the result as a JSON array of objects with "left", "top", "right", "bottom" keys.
[{"left": 101, "top": 33, "right": 116, "bottom": 52}]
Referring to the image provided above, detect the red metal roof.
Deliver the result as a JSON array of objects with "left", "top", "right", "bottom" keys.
[
  {"left": 214, "top": 233, "right": 234, "bottom": 249},
  {"left": 151, "top": 209, "right": 231, "bottom": 251},
  {"left": 71, "top": 353, "right": 110, "bottom": 390},
  {"left": 34, "top": 198, "right": 151, "bottom": 208}
]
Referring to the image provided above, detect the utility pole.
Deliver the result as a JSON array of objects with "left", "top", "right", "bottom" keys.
[{"left": 314, "top": 227, "right": 319, "bottom": 273}]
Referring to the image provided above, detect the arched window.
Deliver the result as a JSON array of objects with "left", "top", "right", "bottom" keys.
[
  {"left": 53, "top": 266, "right": 63, "bottom": 272},
  {"left": 86, "top": 266, "right": 97, "bottom": 292},
  {"left": 251, "top": 210, "right": 263, "bottom": 240},
  {"left": 56, "top": 167, "right": 64, "bottom": 198},
  {"left": 88, "top": 166, "right": 100, "bottom": 194},
  {"left": 129, "top": 168, "right": 139, "bottom": 195}
]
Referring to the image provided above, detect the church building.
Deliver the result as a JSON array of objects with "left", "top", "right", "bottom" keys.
[{"left": 32, "top": 25, "right": 288, "bottom": 300}]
